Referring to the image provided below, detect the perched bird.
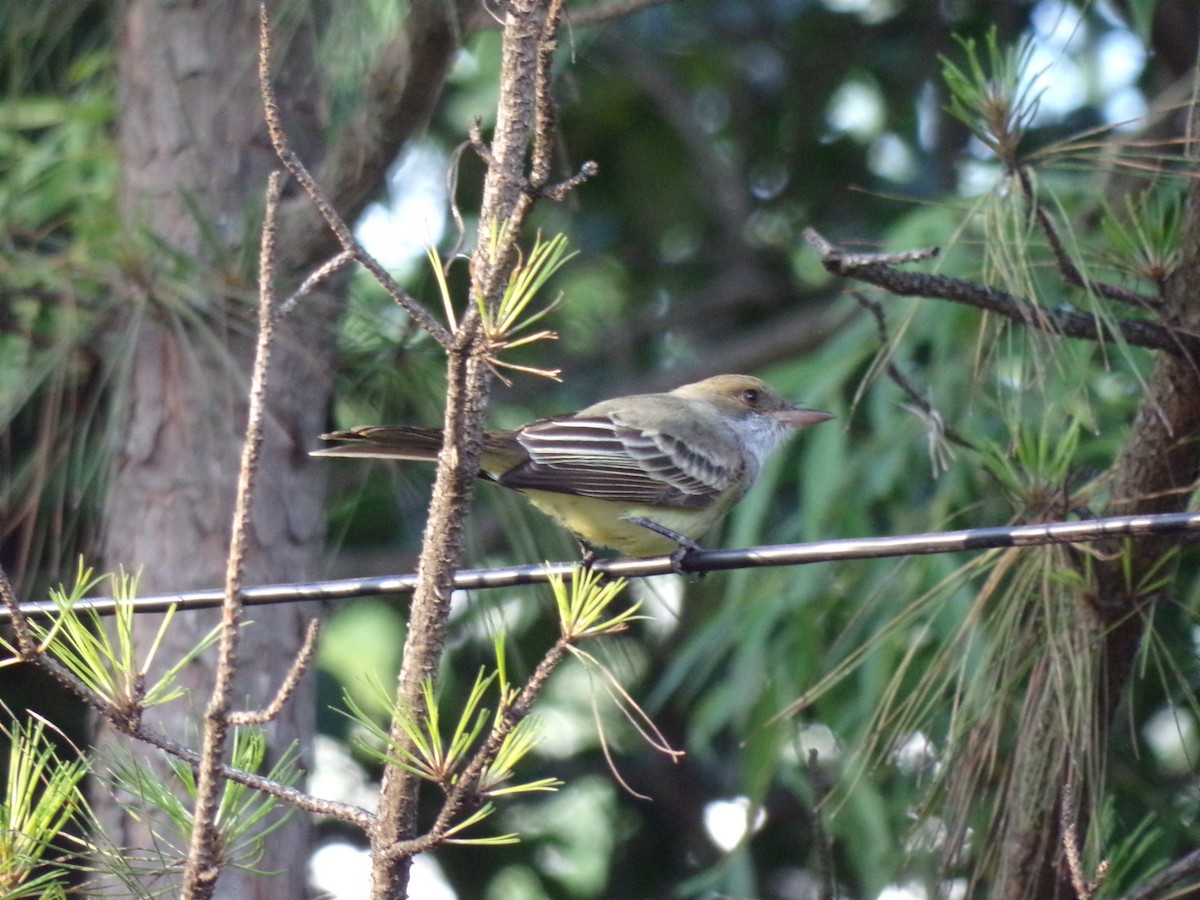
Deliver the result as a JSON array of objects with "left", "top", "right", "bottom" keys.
[{"left": 314, "top": 374, "right": 833, "bottom": 561}]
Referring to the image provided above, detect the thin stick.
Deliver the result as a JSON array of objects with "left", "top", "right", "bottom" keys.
[{"left": 181, "top": 169, "right": 282, "bottom": 898}]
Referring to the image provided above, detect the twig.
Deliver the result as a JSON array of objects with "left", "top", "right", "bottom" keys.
[
  {"left": 536, "top": 160, "right": 600, "bottom": 201},
  {"left": 804, "top": 228, "right": 1200, "bottom": 357},
  {"left": 1015, "top": 167, "right": 1162, "bottom": 312},
  {"left": 381, "top": 635, "right": 571, "bottom": 860},
  {"left": 228, "top": 618, "right": 321, "bottom": 726},
  {"left": 0, "top": 561, "right": 37, "bottom": 658},
  {"left": 130, "top": 723, "right": 375, "bottom": 831},
  {"left": 372, "top": 2, "right": 559, "bottom": 892},
  {"left": 1060, "top": 780, "right": 1108, "bottom": 900},
  {"left": 528, "top": 0, "right": 565, "bottom": 193},
  {"left": 853, "top": 292, "right": 975, "bottom": 454},
  {"left": 16, "top": 511, "right": 1200, "bottom": 620},
  {"left": 279, "top": 251, "right": 354, "bottom": 317},
  {"left": 257, "top": 5, "right": 454, "bottom": 349},
  {"left": 181, "top": 168, "right": 283, "bottom": 899}
]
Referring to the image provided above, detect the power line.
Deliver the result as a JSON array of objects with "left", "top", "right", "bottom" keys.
[{"left": 8, "top": 510, "right": 1199, "bottom": 620}]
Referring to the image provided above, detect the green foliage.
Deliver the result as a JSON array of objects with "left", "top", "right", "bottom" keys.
[
  {"left": 343, "top": 640, "right": 562, "bottom": 845},
  {"left": 105, "top": 729, "right": 299, "bottom": 877},
  {"left": 0, "top": 711, "right": 88, "bottom": 899},
  {"left": 0, "top": 7, "right": 119, "bottom": 599},
  {"left": 941, "top": 28, "right": 1041, "bottom": 166},
  {"left": 550, "top": 567, "right": 639, "bottom": 640},
  {"left": 7, "top": 0, "right": 1200, "bottom": 897},
  {"left": 25, "top": 562, "right": 221, "bottom": 711}
]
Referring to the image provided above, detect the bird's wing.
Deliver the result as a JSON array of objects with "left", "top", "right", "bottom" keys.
[{"left": 496, "top": 416, "right": 742, "bottom": 508}]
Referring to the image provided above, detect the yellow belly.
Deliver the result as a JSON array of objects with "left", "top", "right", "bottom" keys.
[{"left": 521, "top": 490, "right": 725, "bottom": 556}]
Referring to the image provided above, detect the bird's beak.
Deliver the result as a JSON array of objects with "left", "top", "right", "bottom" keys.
[{"left": 775, "top": 407, "right": 835, "bottom": 428}]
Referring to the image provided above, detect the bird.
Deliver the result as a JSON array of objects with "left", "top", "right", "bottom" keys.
[{"left": 313, "top": 374, "right": 833, "bottom": 562}]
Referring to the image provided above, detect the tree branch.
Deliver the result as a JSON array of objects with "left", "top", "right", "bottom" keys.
[
  {"left": 181, "top": 168, "right": 283, "bottom": 900},
  {"left": 228, "top": 617, "right": 320, "bottom": 726},
  {"left": 371, "top": 3, "right": 566, "bottom": 894},
  {"left": 307, "top": 0, "right": 470, "bottom": 245},
  {"left": 804, "top": 228, "right": 1199, "bottom": 356},
  {"left": 258, "top": 5, "right": 454, "bottom": 349}
]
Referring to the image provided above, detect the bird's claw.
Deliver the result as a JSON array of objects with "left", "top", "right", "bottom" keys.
[{"left": 627, "top": 517, "right": 704, "bottom": 576}]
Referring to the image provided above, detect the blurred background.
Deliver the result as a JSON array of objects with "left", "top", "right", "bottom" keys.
[{"left": 3, "top": 0, "right": 1198, "bottom": 897}]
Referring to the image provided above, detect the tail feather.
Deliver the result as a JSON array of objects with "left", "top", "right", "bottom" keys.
[
  {"left": 312, "top": 426, "right": 526, "bottom": 473},
  {"left": 312, "top": 426, "right": 445, "bottom": 461}
]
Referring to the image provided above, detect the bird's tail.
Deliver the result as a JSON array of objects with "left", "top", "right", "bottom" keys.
[
  {"left": 312, "top": 426, "right": 448, "bottom": 460},
  {"left": 313, "top": 426, "right": 526, "bottom": 474}
]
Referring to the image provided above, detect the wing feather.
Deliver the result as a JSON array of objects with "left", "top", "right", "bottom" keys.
[{"left": 497, "top": 415, "right": 741, "bottom": 508}]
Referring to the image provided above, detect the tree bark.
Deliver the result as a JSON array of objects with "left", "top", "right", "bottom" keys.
[
  {"left": 93, "top": 3, "right": 332, "bottom": 897},
  {"left": 994, "top": 65, "right": 1200, "bottom": 900}
]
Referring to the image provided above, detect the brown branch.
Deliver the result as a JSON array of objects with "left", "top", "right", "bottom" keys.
[
  {"left": 853, "top": 292, "right": 975, "bottom": 454},
  {"left": 1015, "top": 166, "right": 1163, "bottom": 313},
  {"left": 804, "top": 228, "right": 1198, "bottom": 356},
  {"left": 130, "top": 723, "right": 375, "bottom": 831},
  {"left": 279, "top": 250, "right": 354, "bottom": 317},
  {"left": 0, "top": 562, "right": 37, "bottom": 659},
  {"left": 528, "top": 0, "right": 565, "bottom": 193},
  {"left": 228, "top": 618, "right": 320, "bottom": 726},
  {"left": 381, "top": 636, "right": 571, "bottom": 861},
  {"left": 258, "top": 5, "right": 454, "bottom": 349},
  {"left": 314, "top": 0, "right": 469, "bottom": 242},
  {"left": 1060, "top": 780, "right": 1108, "bottom": 900},
  {"left": 181, "top": 169, "right": 283, "bottom": 899},
  {"left": 371, "top": 4, "right": 564, "bottom": 894},
  {"left": 536, "top": 160, "right": 601, "bottom": 201}
]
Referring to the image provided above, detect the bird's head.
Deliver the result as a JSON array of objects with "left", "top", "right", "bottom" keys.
[{"left": 671, "top": 374, "right": 835, "bottom": 429}]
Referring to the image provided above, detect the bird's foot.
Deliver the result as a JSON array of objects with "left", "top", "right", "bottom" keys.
[
  {"left": 575, "top": 539, "right": 600, "bottom": 571},
  {"left": 626, "top": 517, "right": 703, "bottom": 576}
]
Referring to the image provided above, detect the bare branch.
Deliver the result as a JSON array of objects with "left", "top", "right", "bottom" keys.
[
  {"left": 279, "top": 251, "right": 354, "bottom": 317},
  {"left": 536, "top": 160, "right": 600, "bottom": 201},
  {"left": 0, "top": 562, "right": 38, "bottom": 659},
  {"left": 853, "top": 292, "right": 975, "bottom": 454},
  {"left": 1060, "top": 781, "right": 1108, "bottom": 900},
  {"left": 804, "top": 228, "right": 1199, "bottom": 356},
  {"left": 528, "top": 0, "right": 566, "bottom": 193},
  {"left": 129, "top": 723, "right": 376, "bottom": 831},
  {"left": 372, "top": 3, "right": 565, "bottom": 892},
  {"left": 229, "top": 618, "right": 320, "bottom": 726},
  {"left": 1015, "top": 167, "right": 1162, "bottom": 312},
  {"left": 182, "top": 167, "right": 284, "bottom": 899},
  {"left": 257, "top": 5, "right": 454, "bottom": 349}
]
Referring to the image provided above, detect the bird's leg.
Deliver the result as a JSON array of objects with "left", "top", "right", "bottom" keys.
[
  {"left": 574, "top": 537, "right": 600, "bottom": 570},
  {"left": 625, "top": 517, "right": 703, "bottom": 575}
]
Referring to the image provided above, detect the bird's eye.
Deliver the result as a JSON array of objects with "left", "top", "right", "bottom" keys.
[{"left": 741, "top": 388, "right": 760, "bottom": 406}]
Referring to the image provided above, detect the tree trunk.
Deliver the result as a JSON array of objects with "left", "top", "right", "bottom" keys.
[{"left": 93, "top": 3, "right": 334, "bottom": 897}]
